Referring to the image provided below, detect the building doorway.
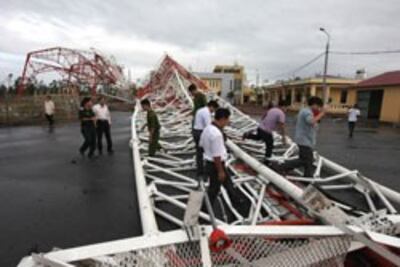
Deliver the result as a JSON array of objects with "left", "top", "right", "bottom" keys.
[
  {"left": 357, "top": 90, "right": 384, "bottom": 119},
  {"left": 286, "top": 92, "right": 292, "bottom": 106}
]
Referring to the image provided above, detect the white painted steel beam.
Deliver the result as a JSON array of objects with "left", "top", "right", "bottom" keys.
[{"left": 131, "top": 105, "right": 158, "bottom": 234}]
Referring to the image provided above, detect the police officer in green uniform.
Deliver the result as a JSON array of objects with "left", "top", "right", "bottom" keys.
[
  {"left": 188, "top": 84, "right": 207, "bottom": 176},
  {"left": 140, "top": 99, "right": 161, "bottom": 156},
  {"left": 79, "top": 97, "right": 97, "bottom": 158},
  {"left": 188, "top": 84, "right": 207, "bottom": 115}
]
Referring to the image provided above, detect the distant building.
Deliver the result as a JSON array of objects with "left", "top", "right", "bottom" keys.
[
  {"left": 194, "top": 72, "right": 234, "bottom": 101},
  {"left": 263, "top": 76, "right": 360, "bottom": 114},
  {"left": 350, "top": 71, "right": 400, "bottom": 124},
  {"left": 355, "top": 68, "right": 367, "bottom": 80},
  {"left": 213, "top": 63, "right": 247, "bottom": 104}
]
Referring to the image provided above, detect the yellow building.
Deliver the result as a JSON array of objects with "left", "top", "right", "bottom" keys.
[
  {"left": 214, "top": 63, "right": 247, "bottom": 104},
  {"left": 201, "top": 77, "right": 223, "bottom": 94},
  {"left": 263, "top": 76, "right": 360, "bottom": 114},
  {"left": 350, "top": 71, "right": 400, "bottom": 124}
]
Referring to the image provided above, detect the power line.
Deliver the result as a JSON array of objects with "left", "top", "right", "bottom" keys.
[
  {"left": 270, "top": 52, "right": 325, "bottom": 79},
  {"left": 331, "top": 49, "right": 400, "bottom": 55},
  {"left": 268, "top": 48, "right": 400, "bottom": 80}
]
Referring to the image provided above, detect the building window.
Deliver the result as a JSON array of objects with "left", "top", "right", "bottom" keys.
[
  {"left": 295, "top": 91, "right": 302, "bottom": 102},
  {"left": 234, "top": 79, "right": 241, "bottom": 91},
  {"left": 340, "top": 90, "right": 348, "bottom": 103}
]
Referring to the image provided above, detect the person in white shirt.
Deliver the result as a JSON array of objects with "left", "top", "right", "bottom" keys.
[
  {"left": 200, "top": 108, "right": 248, "bottom": 215},
  {"left": 44, "top": 95, "right": 55, "bottom": 128},
  {"left": 192, "top": 100, "right": 219, "bottom": 176},
  {"left": 348, "top": 104, "right": 361, "bottom": 138},
  {"left": 93, "top": 97, "right": 113, "bottom": 154}
]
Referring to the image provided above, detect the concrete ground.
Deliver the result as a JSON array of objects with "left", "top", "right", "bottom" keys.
[
  {"left": 0, "top": 111, "right": 399, "bottom": 266},
  {"left": 0, "top": 112, "right": 141, "bottom": 267},
  {"left": 285, "top": 116, "right": 400, "bottom": 191}
]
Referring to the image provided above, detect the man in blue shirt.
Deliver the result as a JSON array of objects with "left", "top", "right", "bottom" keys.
[{"left": 279, "top": 96, "right": 325, "bottom": 177}]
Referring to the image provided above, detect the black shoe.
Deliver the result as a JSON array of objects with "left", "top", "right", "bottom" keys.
[
  {"left": 269, "top": 162, "right": 287, "bottom": 175},
  {"left": 79, "top": 149, "right": 85, "bottom": 156},
  {"left": 263, "top": 159, "right": 272, "bottom": 167},
  {"left": 98, "top": 150, "right": 103, "bottom": 155},
  {"left": 107, "top": 149, "right": 114, "bottom": 155}
]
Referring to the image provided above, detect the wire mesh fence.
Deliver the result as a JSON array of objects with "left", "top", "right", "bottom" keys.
[{"left": 71, "top": 235, "right": 351, "bottom": 267}]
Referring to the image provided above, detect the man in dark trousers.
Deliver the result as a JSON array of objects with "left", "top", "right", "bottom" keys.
[
  {"left": 200, "top": 108, "right": 248, "bottom": 216},
  {"left": 192, "top": 100, "right": 219, "bottom": 176},
  {"left": 279, "top": 96, "right": 326, "bottom": 177},
  {"left": 79, "top": 97, "right": 97, "bottom": 158},
  {"left": 44, "top": 95, "right": 55, "bottom": 129},
  {"left": 348, "top": 104, "right": 361, "bottom": 138},
  {"left": 188, "top": 84, "right": 207, "bottom": 116},
  {"left": 243, "top": 100, "right": 287, "bottom": 165},
  {"left": 140, "top": 99, "right": 161, "bottom": 156},
  {"left": 93, "top": 96, "right": 113, "bottom": 155}
]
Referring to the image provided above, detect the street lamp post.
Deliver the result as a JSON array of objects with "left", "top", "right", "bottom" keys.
[{"left": 320, "top": 27, "right": 330, "bottom": 105}]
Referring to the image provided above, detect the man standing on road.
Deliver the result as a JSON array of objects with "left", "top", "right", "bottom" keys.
[
  {"left": 200, "top": 108, "right": 248, "bottom": 215},
  {"left": 44, "top": 95, "right": 55, "bottom": 129},
  {"left": 140, "top": 99, "right": 161, "bottom": 156},
  {"left": 278, "top": 96, "right": 326, "bottom": 177},
  {"left": 348, "top": 104, "right": 361, "bottom": 138},
  {"left": 193, "top": 100, "right": 219, "bottom": 176},
  {"left": 79, "top": 97, "right": 97, "bottom": 159},
  {"left": 93, "top": 97, "right": 113, "bottom": 155},
  {"left": 243, "top": 100, "right": 287, "bottom": 166}
]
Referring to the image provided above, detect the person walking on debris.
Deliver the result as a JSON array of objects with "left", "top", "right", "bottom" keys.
[
  {"left": 277, "top": 97, "right": 326, "bottom": 177},
  {"left": 44, "top": 95, "right": 55, "bottom": 129},
  {"left": 79, "top": 97, "right": 97, "bottom": 159},
  {"left": 140, "top": 99, "right": 161, "bottom": 156},
  {"left": 348, "top": 104, "right": 361, "bottom": 138},
  {"left": 193, "top": 100, "right": 219, "bottom": 176},
  {"left": 93, "top": 96, "right": 113, "bottom": 155},
  {"left": 188, "top": 84, "right": 207, "bottom": 116},
  {"left": 200, "top": 108, "right": 248, "bottom": 216},
  {"left": 243, "top": 100, "right": 288, "bottom": 166}
]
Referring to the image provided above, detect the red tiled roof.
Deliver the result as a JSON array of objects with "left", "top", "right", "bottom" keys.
[{"left": 355, "top": 71, "right": 400, "bottom": 88}]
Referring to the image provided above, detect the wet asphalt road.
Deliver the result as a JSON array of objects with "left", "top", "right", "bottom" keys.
[
  {"left": 298, "top": 118, "right": 400, "bottom": 191},
  {"left": 0, "top": 112, "right": 141, "bottom": 267},
  {"left": 0, "top": 111, "right": 399, "bottom": 266}
]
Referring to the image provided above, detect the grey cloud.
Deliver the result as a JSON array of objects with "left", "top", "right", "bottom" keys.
[{"left": 1, "top": 0, "right": 400, "bottom": 82}]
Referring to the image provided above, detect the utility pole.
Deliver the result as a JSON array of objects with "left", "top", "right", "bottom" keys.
[
  {"left": 6, "top": 73, "right": 13, "bottom": 125},
  {"left": 320, "top": 27, "right": 330, "bottom": 105}
]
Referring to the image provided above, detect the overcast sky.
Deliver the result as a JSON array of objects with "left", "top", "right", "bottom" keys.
[{"left": 1, "top": 0, "right": 400, "bottom": 84}]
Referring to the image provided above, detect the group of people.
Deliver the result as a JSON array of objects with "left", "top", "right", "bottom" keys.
[
  {"left": 43, "top": 95, "right": 114, "bottom": 159},
  {"left": 140, "top": 84, "right": 362, "bottom": 213},
  {"left": 140, "top": 84, "right": 249, "bottom": 214},
  {"left": 78, "top": 96, "right": 114, "bottom": 159}
]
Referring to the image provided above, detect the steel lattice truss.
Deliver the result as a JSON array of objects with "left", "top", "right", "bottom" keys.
[
  {"left": 17, "top": 47, "right": 124, "bottom": 95},
  {"left": 18, "top": 55, "right": 400, "bottom": 267}
]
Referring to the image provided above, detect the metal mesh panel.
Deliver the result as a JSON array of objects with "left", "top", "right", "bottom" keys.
[
  {"left": 74, "top": 236, "right": 350, "bottom": 267},
  {"left": 211, "top": 236, "right": 351, "bottom": 267},
  {"left": 87, "top": 242, "right": 202, "bottom": 267}
]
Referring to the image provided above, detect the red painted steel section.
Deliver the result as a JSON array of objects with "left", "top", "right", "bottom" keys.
[
  {"left": 137, "top": 55, "right": 208, "bottom": 98},
  {"left": 17, "top": 47, "right": 123, "bottom": 95}
]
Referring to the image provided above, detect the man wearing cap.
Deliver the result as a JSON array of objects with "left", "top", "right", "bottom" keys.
[{"left": 140, "top": 99, "right": 161, "bottom": 156}]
